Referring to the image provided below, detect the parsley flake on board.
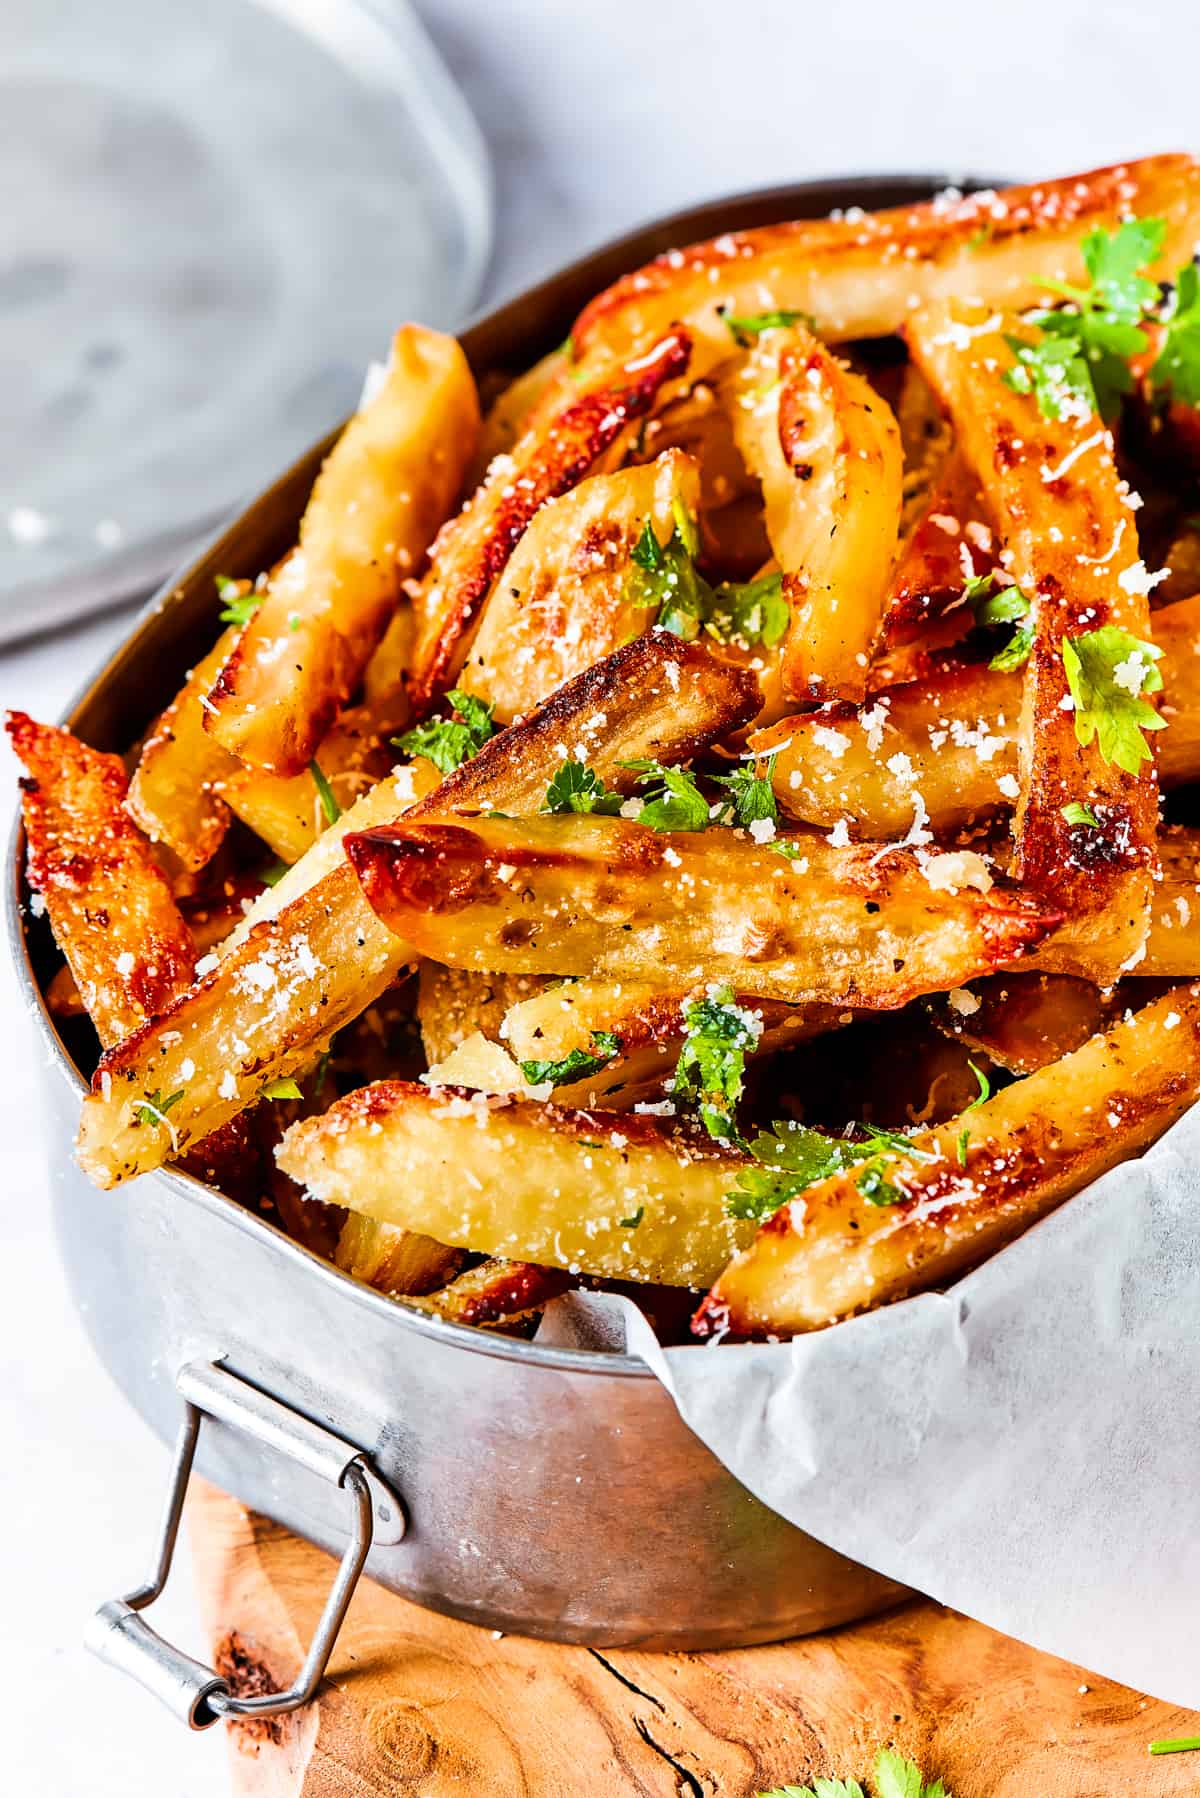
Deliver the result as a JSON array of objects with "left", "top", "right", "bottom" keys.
[
  {"left": 542, "top": 760, "right": 624, "bottom": 815},
  {"left": 393, "top": 689, "right": 497, "bottom": 776},
  {"left": 1061, "top": 625, "right": 1165, "bottom": 775},
  {"left": 1061, "top": 801, "right": 1100, "bottom": 828},
  {"left": 1149, "top": 1736, "right": 1200, "bottom": 1756},
  {"left": 758, "top": 1747, "right": 950, "bottom": 1798},
  {"left": 672, "top": 985, "right": 761, "bottom": 1141},
  {"left": 1004, "top": 217, "right": 1166, "bottom": 422},
  {"left": 619, "top": 759, "right": 711, "bottom": 832},
  {"left": 711, "top": 755, "right": 779, "bottom": 828},
  {"left": 308, "top": 758, "right": 341, "bottom": 825},
  {"left": 1150, "top": 262, "right": 1200, "bottom": 406},
  {"left": 758, "top": 1783, "right": 864, "bottom": 1798},
  {"left": 518, "top": 1030, "right": 621, "bottom": 1089},
  {"left": 962, "top": 572, "right": 1033, "bottom": 671},
  {"left": 216, "top": 574, "right": 262, "bottom": 628}
]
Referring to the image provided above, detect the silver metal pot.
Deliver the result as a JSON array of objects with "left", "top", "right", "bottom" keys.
[{"left": 10, "top": 176, "right": 963, "bottom": 1726}]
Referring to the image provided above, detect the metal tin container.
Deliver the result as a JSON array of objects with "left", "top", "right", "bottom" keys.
[{"left": 11, "top": 178, "right": 950, "bottom": 1669}]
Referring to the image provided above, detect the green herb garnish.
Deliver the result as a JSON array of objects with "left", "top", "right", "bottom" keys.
[
  {"left": 543, "top": 760, "right": 624, "bottom": 816},
  {"left": 723, "top": 307, "right": 813, "bottom": 343},
  {"left": 261, "top": 1076, "right": 303, "bottom": 1101},
  {"left": 705, "top": 570, "right": 789, "bottom": 648},
  {"left": 518, "top": 1030, "right": 621, "bottom": 1089},
  {"left": 965, "top": 1060, "right": 990, "bottom": 1109},
  {"left": 1061, "top": 801, "right": 1100, "bottom": 828},
  {"left": 1149, "top": 1737, "right": 1200, "bottom": 1756},
  {"left": 393, "top": 688, "right": 497, "bottom": 776},
  {"left": 962, "top": 571, "right": 1034, "bottom": 670},
  {"left": 620, "top": 758, "right": 711, "bottom": 832},
  {"left": 260, "top": 857, "right": 291, "bottom": 887},
  {"left": 711, "top": 755, "right": 779, "bottom": 828},
  {"left": 672, "top": 985, "right": 761, "bottom": 1141},
  {"left": 620, "top": 1206, "right": 645, "bottom": 1229},
  {"left": 1150, "top": 262, "right": 1200, "bottom": 405},
  {"left": 956, "top": 1127, "right": 970, "bottom": 1168},
  {"left": 725, "top": 1122, "right": 929, "bottom": 1220},
  {"left": 216, "top": 574, "right": 262, "bottom": 629},
  {"left": 308, "top": 759, "right": 341, "bottom": 826},
  {"left": 131, "top": 1087, "right": 185, "bottom": 1131},
  {"left": 1061, "top": 625, "right": 1165, "bottom": 775},
  {"left": 626, "top": 500, "right": 787, "bottom": 649},
  {"left": 758, "top": 1746, "right": 949, "bottom": 1798}
]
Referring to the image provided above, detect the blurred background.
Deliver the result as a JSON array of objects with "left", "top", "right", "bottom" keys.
[{"left": 0, "top": 0, "right": 1191, "bottom": 1790}]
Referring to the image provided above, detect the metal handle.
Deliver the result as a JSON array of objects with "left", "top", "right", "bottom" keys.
[{"left": 85, "top": 1361, "right": 403, "bottom": 1729}]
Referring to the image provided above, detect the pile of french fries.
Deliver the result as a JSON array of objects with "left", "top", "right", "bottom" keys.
[{"left": 15, "top": 155, "right": 1200, "bottom": 1341}]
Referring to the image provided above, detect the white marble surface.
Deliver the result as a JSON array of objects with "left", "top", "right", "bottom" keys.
[{"left": 1, "top": 1, "right": 1196, "bottom": 1791}]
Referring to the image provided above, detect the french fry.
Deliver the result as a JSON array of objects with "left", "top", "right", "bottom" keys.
[
  {"left": 416, "top": 964, "right": 547, "bottom": 1065},
  {"left": 877, "top": 452, "right": 995, "bottom": 653},
  {"left": 698, "top": 985, "right": 1200, "bottom": 1337},
  {"left": 276, "top": 1083, "right": 756, "bottom": 1288},
  {"left": 408, "top": 328, "right": 693, "bottom": 706},
  {"left": 343, "top": 814, "right": 1061, "bottom": 1008},
  {"left": 401, "top": 1257, "right": 572, "bottom": 1329},
  {"left": 730, "top": 323, "right": 903, "bottom": 703},
  {"left": 332, "top": 1211, "right": 463, "bottom": 1297},
  {"left": 127, "top": 625, "right": 241, "bottom": 870},
  {"left": 455, "top": 450, "right": 700, "bottom": 723},
  {"left": 362, "top": 603, "right": 415, "bottom": 706},
  {"left": 907, "top": 300, "right": 1160, "bottom": 981},
  {"left": 205, "top": 326, "right": 479, "bottom": 774},
  {"left": 219, "top": 696, "right": 407, "bottom": 864},
  {"left": 568, "top": 157, "right": 1200, "bottom": 371},
  {"left": 76, "top": 636, "right": 760, "bottom": 1187},
  {"left": 500, "top": 977, "right": 846, "bottom": 1106},
  {"left": 761, "top": 591, "right": 1200, "bottom": 838},
  {"left": 9, "top": 713, "right": 195, "bottom": 1047},
  {"left": 1139, "top": 828, "right": 1200, "bottom": 977},
  {"left": 468, "top": 344, "right": 571, "bottom": 486},
  {"left": 925, "top": 972, "right": 1114, "bottom": 1074}
]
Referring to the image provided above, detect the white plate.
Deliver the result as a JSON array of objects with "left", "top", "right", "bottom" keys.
[{"left": 0, "top": 0, "right": 492, "bottom": 643}]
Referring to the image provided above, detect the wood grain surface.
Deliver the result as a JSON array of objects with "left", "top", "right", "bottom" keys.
[{"left": 189, "top": 1481, "right": 1200, "bottom": 1797}]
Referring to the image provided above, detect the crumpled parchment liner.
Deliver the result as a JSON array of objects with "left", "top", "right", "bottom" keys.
[{"left": 537, "top": 1103, "right": 1200, "bottom": 1704}]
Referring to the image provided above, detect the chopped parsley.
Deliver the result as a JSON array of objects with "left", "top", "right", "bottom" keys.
[
  {"left": 619, "top": 1206, "right": 645, "bottom": 1229},
  {"left": 956, "top": 1127, "right": 970, "bottom": 1168},
  {"left": 1151, "top": 262, "right": 1200, "bottom": 406},
  {"left": 1149, "top": 1737, "right": 1200, "bottom": 1756},
  {"left": 131, "top": 1087, "right": 185, "bottom": 1131},
  {"left": 726, "top": 1121, "right": 930, "bottom": 1221},
  {"left": 965, "top": 1060, "right": 991, "bottom": 1109},
  {"left": 543, "top": 760, "right": 624, "bottom": 815},
  {"left": 393, "top": 688, "right": 497, "bottom": 776},
  {"left": 672, "top": 985, "right": 761, "bottom": 1141},
  {"left": 759, "top": 1784, "right": 864, "bottom": 1798},
  {"left": 216, "top": 574, "right": 262, "bottom": 629},
  {"left": 1061, "top": 801, "right": 1100, "bottom": 828},
  {"left": 1061, "top": 625, "right": 1165, "bottom": 775},
  {"left": 711, "top": 755, "right": 779, "bottom": 829},
  {"left": 308, "top": 759, "right": 341, "bottom": 826},
  {"left": 518, "top": 1030, "right": 621, "bottom": 1088},
  {"left": 620, "top": 758, "right": 711, "bottom": 832},
  {"left": 626, "top": 499, "right": 787, "bottom": 649},
  {"left": 772, "top": 838, "right": 809, "bottom": 862},
  {"left": 962, "top": 572, "right": 1033, "bottom": 671},
  {"left": 723, "top": 307, "right": 814, "bottom": 344},
  {"left": 1004, "top": 217, "right": 1166, "bottom": 422},
  {"left": 261, "top": 1076, "right": 303, "bottom": 1101},
  {"left": 758, "top": 1746, "right": 949, "bottom": 1798}
]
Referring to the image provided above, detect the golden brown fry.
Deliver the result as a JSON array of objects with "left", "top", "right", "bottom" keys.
[
  {"left": 761, "top": 591, "right": 1200, "bottom": 839},
  {"left": 9, "top": 712, "right": 195, "bottom": 1047},
  {"left": 456, "top": 450, "right": 699, "bottom": 723},
  {"left": 730, "top": 323, "right": 902, "bottom": 703},
  {"left": 926, "top": 971, "right": 1114, "bottom": 1074},
  {"left": 469, "top": 344, "right": 571, "bottom": 486},
  {"left": 332, "top": 1211, "right": 463, "bottom": 1298},
  {"left": 276, "top": 1083, "right": 756, "bottom": 1288},
  {"left": 568, "top": 156, "right": 1200, "bottom": 370},
  {"left": 361, "top": 603, "right": 415, "bottom": 706},
  {"left": 219, "top": 696, "right": 407, "bottom": 864},
  {"left": 416, "top": 963, "right": 547, "bottom": 1065},
  {"left": 401, "top": 1257, "right": 572, "bottom": 1329},
  {"left": 408, "top": 329, "right": 693, "bottom": 706},
  {"left": 878, "top": 452, "right": 995, "bottom": 653},
  {"left": 699, "top": 985, "right": 1200, "bottom": 1337},
  {"left": 344, "top": 813, "right": 1061, "bottom": 1007},
  {"left": 206, "top": 327, "right": 479, "bottom": 774},
  {"left": 76, "top": 635, "right": 760, "bottom": 1187},
  {"left": 907, "top": 300, "right": 1159, "bottom": 981},
  {"left": 126, "top": 625, "right": 241, "bottom": 870}
]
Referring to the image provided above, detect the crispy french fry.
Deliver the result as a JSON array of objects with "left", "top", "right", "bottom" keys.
[
  {"left": 332, "top": 1211, "right": 463, "bottom": 1297},
  {"left": 343, "top": 814, "right": 1061, "bottom": 1007},
  {"left": 402, "top": 1257, "right": 572, "bottom": 1329},
  {"left": 76, "top": 636, "right": 760, "bottom": 1187},
  {"left": 456, "top": 450, "right": 700, "bottom": 723},
  {"left": 219, "top": 696, "right": 407, "bottom": 864},
  {"left": 276, "top": 1083, "right": 756, "bottom": 1288},
  {"left": 408, "top": 329, "right": 693, "bottom": 706},
  {"left": 127, "top": 625, "right": 241, "bottom": 870},
  {"left": 362, "top": 603, "right": 415, "bottom": 706},
  {"left": 469, "top": 345, "right": 571, "bottom": 486},
  {"left": 1140, "top": 828, "right": 1200, "bottom": 977},
  {"left": 500, "top": 977, "right": 845, "bottom": 1107},
  {"left": 416, "top": 963, "right": 547, "bottom": 1065},
  {"left": 730, "top": 324, "right": 902, "bottom": 703},
  {"left": 925, "top": 972, "right": 1114, "bottom": 1074},
  {"left": 567, "top": 157, "right": 1200, "bottom": 370},
  {"left": 698, "top": 986, "right": 1200, "bottom": 1337},
  {"left": 761, "top": 591, "right": 1200, "bottom": 838},
  {"left": 907, "top": 300, "right": 1159, "bottom": 981},
  {"left": 9, "top": 713, "right": 195, "bottom": 1047},
  {"left": 206, "top": 327, "right": 479, "bottom": 774},
  {"left": 878, "top": 452, "right": 995, "bottom": 653}
]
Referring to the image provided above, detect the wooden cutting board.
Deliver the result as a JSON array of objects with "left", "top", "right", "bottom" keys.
[{"left": 190, "top": 1481, "right": 1200, "bottom": 1796}]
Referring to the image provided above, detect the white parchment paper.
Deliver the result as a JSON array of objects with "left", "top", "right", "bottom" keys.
[{"left": 539, "top": 1104, "right": 1200, "bottom": 1705}]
